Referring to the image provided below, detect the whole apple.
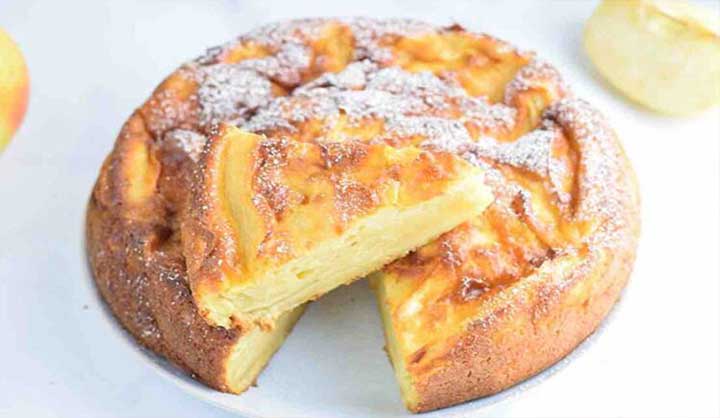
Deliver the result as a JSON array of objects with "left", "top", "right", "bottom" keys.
[{"left": 0, "top": 28, "right": 29, "bottom": 152}]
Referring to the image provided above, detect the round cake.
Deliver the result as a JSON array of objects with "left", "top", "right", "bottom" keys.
[{"left": 86, "top": 18, "right": 640, "bottom": 413}]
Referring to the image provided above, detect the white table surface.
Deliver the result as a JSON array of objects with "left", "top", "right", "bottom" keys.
[{"left": 1, "top": 1, "right": 718, "bottom": 417}]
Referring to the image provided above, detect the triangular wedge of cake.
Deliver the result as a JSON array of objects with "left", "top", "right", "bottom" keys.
[
  {"left": 369, "top": 99, "right": 640, "bottom": 413},
  {"left": 182, "top": 125, "right": 494, "bottom": 328}
]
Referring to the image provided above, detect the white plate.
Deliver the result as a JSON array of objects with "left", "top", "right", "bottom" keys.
[{"left": 90, "top": 262, "right": 622, "bottom": 418}]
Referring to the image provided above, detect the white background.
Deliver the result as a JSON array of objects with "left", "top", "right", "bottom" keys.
[{"left": 1, "top": 1, "right": 719, "bottom": 417}]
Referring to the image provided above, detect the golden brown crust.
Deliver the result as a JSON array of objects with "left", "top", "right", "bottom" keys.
[
  {"left": 410, "top": 246, "right": 636, "bottom": 412},
  {"left": 85, "top": 106, "right": 250, "bottom": 390}
]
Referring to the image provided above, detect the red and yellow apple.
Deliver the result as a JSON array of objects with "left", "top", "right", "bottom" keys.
[{"left": 0, "top": 28, "right": 29, "bottom": 152}]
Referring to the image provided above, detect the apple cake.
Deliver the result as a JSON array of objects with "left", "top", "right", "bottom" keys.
[{"left": 86, "top": 17, "right": 640, "bottom": 411}]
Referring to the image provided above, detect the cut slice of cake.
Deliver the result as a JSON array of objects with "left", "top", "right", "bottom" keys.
[
  {"left": 369, "top": 99, "right": 640, "bottom": 413},
  {"left": 370, "top": 189, "right": 635, "bottom": 412},
  {"left": 182, "top": 125, "right": 494, "bottom": 328},
  {"left": 369, "top": 207, "right": 552, "bottom": 412}
]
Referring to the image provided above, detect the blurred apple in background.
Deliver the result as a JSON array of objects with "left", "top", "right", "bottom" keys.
[
  {"left": 584, "top": 0, "right": 720, "bottom": 116},
  {"left": 0, "top": 28, "right": 29, "bottom": 152}
]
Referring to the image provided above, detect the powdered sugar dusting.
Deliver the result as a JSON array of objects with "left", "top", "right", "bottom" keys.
[
  {"left": 459, "top": 97, "right": 517, "bottom": 132},
  {"left": 197, "top": 64, "right": 274, "bottom": 128},
  {"left": 546, "top": 98, "right": 633, "bottom": 248},
  {"left": 299, "top": 60, "right": 378, "bottom": 92},
  {"left": 338, "top": 90, "right": 428, "bottom": 119},
  {"left": 244, "top": 60, "right": 526, "bottom": 142},
  {"left": 504, "top": 58, "right": 568, "bottom": 104},
  {"left": 235, "top": 42, "right": 312, "bottom": 86},
  {"left": 345, "top": 17, "right": 436, "bottom": 63},
  {"left": 193, "top": 18, "right": 557, "bottom": 139},
  {"left": 368, "top": 67, "right": 465, "bottom": 99},
  {"left": 471, "top": 126, "right": 557, "bottom": 174},
  {"left": 164, "top": 129, "right": 207, "bottom": 162},
  {"left": 391, "top": 116, "right": 472, "bottom": 146},
  {"left": 241, "top": 18, "right": 329, "bottom": 49}
]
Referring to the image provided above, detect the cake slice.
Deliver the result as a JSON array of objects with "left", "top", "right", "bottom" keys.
[
  {"left": 369, "top": 100, "right": 640, "bottom": 413},
  {"left": 369, "top": 207, "right": 551, "bottom": 412},
  {"left": 370, "top": 181, "right": 636, "bottom": 412},
  {"left": 182, "top": 125, "right": 493, "bottom": 328}
]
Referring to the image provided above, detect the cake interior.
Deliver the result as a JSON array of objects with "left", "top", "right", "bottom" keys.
[
  {"left": 371, "top": 273, "right": 420, "bottom": 410},
  {"left": 225, "top": 306, "right": 305, "bottom": 393},
  {"left": 205, "top": 174, "right": 493, "bottom": 327}
]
